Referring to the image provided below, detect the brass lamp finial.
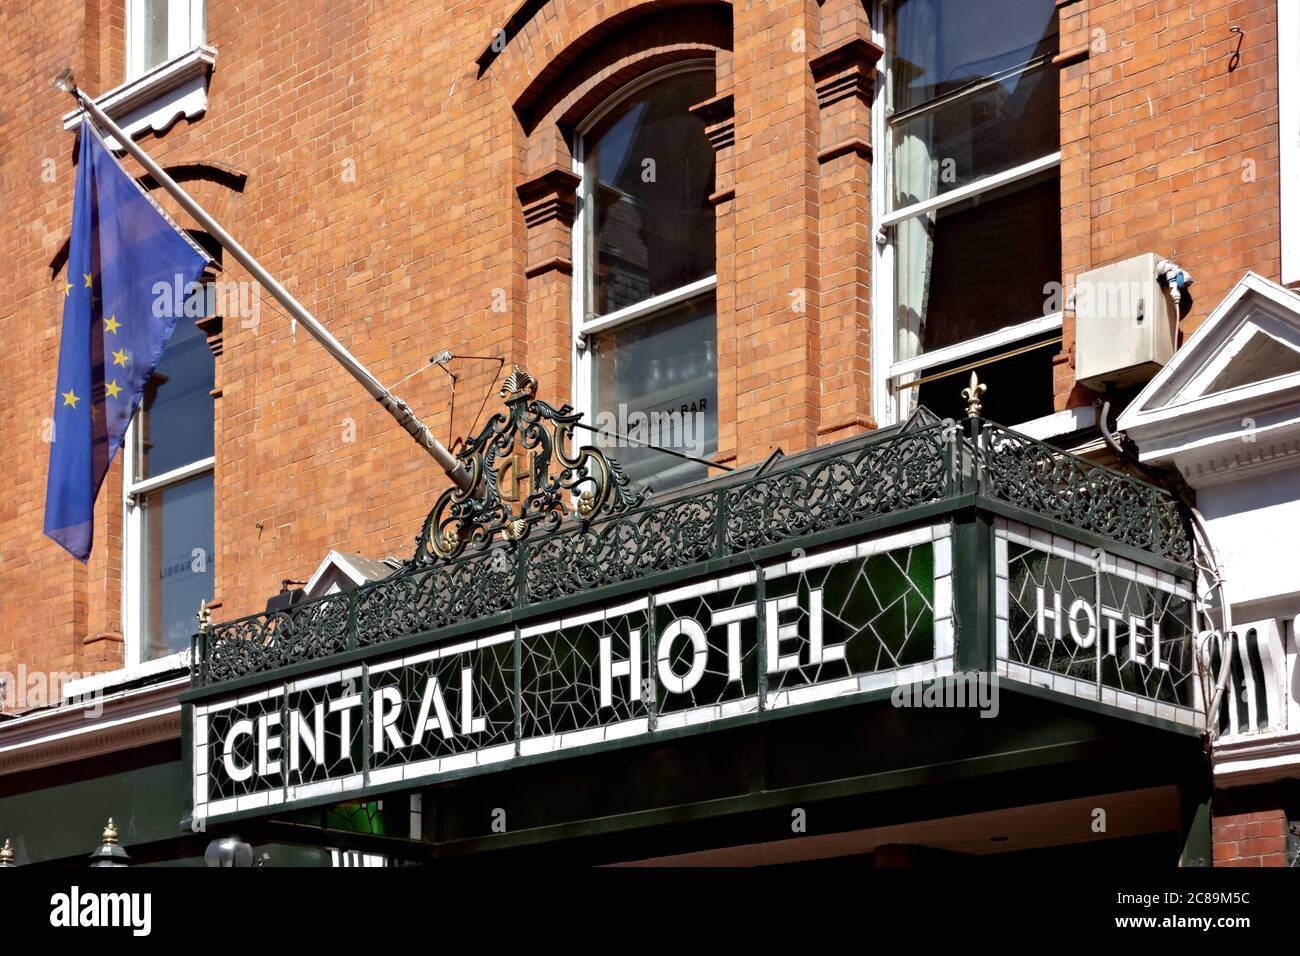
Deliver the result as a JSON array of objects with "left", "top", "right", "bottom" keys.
[
  {"left": 89, "top": 816, "right": 131, "bottom": 866},
  {"left": 196, "top": 599, "right": 211, "bottom": 633},
  {"left": 52, "top": 68, "right": 77, "bottom": 94},
  {"left": 961, "top": 371, "right": 987, "bottom": 419}
]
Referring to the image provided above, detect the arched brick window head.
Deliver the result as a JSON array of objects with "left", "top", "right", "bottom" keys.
[{"left": 494, "top": 4, "right": 734, "bottom": 491}]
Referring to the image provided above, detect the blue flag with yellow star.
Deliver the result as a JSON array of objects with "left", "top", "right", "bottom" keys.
[{"left": 44, "top": 120, "right": 210, "bottom": 561}]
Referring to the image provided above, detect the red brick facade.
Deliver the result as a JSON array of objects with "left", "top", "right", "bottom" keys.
[
  {"left": 1055, "top": 0, "right": 1281, "bottom": 407},
  {"left": 1212, "top": 809, "right": 1290, "bottom": 867},
  {"left": 0, "top": 0, "right": 1289, "bottom": 862}
]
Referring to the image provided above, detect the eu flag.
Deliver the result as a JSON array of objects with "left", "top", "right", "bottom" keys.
[{"left": 44, "top": 120, "right": 210, "bottom": 561}]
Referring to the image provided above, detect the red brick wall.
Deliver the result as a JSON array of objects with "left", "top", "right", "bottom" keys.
[
  {"left": 1055, "top": 0, "right": 1281, "bottom": 409},
  {"left": 2, "top": 0, "right": 530, "bottom": 681},
  {"left": 1212, "top": 808, "right": 1290, "bottom": 867},
  {"left": 0, "top": 0, "right": 1288, "bottom": 695}
]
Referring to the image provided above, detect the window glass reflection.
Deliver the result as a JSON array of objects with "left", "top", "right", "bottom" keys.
[
  {"left": 140, "top": 472, "right": 214, "bottom": 660},
  {"left": 590, "top": 295, "right": 718, "bottom": 490},
  {"left": 894, "top": 172, "right": 1061, "bottom": 359},
  {"left": 585, "top": 71, "right": 716, "bottom": 316},
  {"left": 888, "top": 0, "right": 1059, "bottom": 208},
  {"left": 136, "top": 317, "right": 214, "bottom": 479},
  {"left": 888, "top": 0, "right": 1059, "bottom": 112},
  {"left": 141, "top": 0, "right": 170, "bottom": 72}
]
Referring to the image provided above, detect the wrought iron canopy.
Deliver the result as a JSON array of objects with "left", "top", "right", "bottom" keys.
[{"left": 190, "top": 400, "right": 1194, "bottom": 691}]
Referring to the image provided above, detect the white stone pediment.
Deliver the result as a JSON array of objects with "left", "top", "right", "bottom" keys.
[{"left": 1117, "top": 273, "right": 1300, "bottom": 484}]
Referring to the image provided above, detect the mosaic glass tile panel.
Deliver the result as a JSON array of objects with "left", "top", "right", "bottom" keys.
[
  {"left": 519, "top": 603, "right": 652, "bottom": 741},
  {"left": 367, "top": 636, "right": 515, "bottom": 771},
  {"left": 189, "top": 525, "right": 965, "bottom": 824},
  {"left": 653, "top": 573, "right": 760, "bottom": 717},
  {"left": 764, "top": 541, "right": 938, "bottom": 699},
  {"left": 199, "top": 689, "right": 286, "bottom": 806},
  {"left": 284, "top": 677, "right": 364, "bottom": 790},
  {"left": 1003, "top": 535, "right": 1196, "bottom": 710}
]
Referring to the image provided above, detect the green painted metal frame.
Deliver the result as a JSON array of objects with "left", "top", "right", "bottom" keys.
[
  {"left": 204, "top": 670, "right": 1205, "bottom": 866},
  {"left": 193, "top": 670, "right": 1204, "bottom": 829}
]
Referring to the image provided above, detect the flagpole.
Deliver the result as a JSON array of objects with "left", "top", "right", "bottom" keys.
[{"left": 53, "top": 69, "right": 473, "bottom": 494}]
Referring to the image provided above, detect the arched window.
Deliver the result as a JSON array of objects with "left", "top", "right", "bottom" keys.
[{"left": 574, "top": 64, "right": 718, "bottom": 492}]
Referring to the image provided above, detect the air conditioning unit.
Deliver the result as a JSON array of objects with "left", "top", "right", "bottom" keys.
[{"left": 1074, "top": 253, "right": 1190, "bottom": 389}]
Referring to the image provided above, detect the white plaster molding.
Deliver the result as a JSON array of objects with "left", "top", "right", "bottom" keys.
[
  {"left": 1013, "top": 405, "right": 1098, "bottom": 441},
  {"left": 1117, "top": 272, "right": 1300, "bottom": 482},
  {"left": 0, "top": 678, "right": 186, "bottom": 776},
  {"left": 61, "top": 45, "right": 217, "bottom": 148},
  {"left": 61, "top": 648, "right": 189, "bottom": 700},
  {"left": 1214, "top": 730, "right": 1300, "bottom": 787}
]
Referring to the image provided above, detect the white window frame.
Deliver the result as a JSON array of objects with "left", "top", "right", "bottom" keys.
[
  {"left": 121, "top": 392, "right": 215, "bottom": 668},
  {"left": 126, "top": 0, "right": 206, "bottom": 81},
  {"left": 871, "top": 0, "right": 1063, "bottom": 425},
  {"left": 570, "top": 59, "right": 718, "bottom": 445}
]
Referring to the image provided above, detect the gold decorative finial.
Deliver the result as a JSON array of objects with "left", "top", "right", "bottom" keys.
[
  {"left": 0, "top": 839, "right": 13, "bottom": 864},
  {"left": 439, "top": 526, "right": 459, "bottom": 553},
  {"left": 961, "top": 371, "right": 987, "bottom": 419},
  {"left": 101, "top": 818, "right": 119, "bottom": 845},
  {"left": 196, "top": 599, "right": 211, "bottom": 633},
  {"left": 499, "top": 365, "right": 538, "bottom": 401}
]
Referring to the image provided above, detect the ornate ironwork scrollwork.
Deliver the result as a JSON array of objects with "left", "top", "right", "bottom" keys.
[
  {"left": 977, "top": 423, "right": 1192, "bottom": 562},
  {"left": 412, "top": 365, "right": 647, "bottom": 563},
  {"left": 194, "top": 404, "right": 1197, "bottom": 688}
]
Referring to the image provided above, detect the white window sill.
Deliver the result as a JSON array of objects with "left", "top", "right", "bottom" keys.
[
  {"left": 579, "top": 275, "right": 717, "bottom": 338},
  {"left": 61, "top": 45, "right": 217, "bottom": 149},
  {"left": 61, "top": 648, "right": 191, "bottom": 701},
  {"left": 1013, "top": 405, "right": 1098, "bottom": 441},
  {"left": 889, "top": 313, "right": 1064, "bottom": 379}
]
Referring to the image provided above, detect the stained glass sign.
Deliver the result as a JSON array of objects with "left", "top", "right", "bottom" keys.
[
  {"left": 192, "top": 524, "right": 953, "bottom": 823},
  {"left": 994, "top": 518, "right": 1201, "bottom": 725}
]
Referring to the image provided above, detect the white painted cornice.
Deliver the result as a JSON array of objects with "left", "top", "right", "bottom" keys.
[
  {"left": 0, "top": 677, "right": 186, "bottom": 776},
  {"left": 1214, "top": 730, "right": 1300, "bottom": 787},
  {"left": 61, "top": 45, "right": 217, "bottom": 148}
]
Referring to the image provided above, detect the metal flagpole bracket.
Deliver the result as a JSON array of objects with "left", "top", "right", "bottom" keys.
[{"left": 52, "top": 68, "right": 473, "bottom": 495}]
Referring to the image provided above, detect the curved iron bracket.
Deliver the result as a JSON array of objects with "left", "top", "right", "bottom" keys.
[{"left": 411, "top": 365, "right": 647, "bottom": 563}]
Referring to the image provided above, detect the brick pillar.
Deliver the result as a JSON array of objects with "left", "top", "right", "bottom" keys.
[
  {"left": 812, "top": 0, "right": 882, "bottom": 441},
  {"left": 692, "top": 84, "right": 737, "bottom": 469},
  {"left": 517, "top": 166, "right": 581, "bottom": 404},
  {"left": 1055, "top": 0, "right": 1099, "bottom": 411},
  {"left": 731, "top": 0, "right": 823, "bottom": 464}
]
